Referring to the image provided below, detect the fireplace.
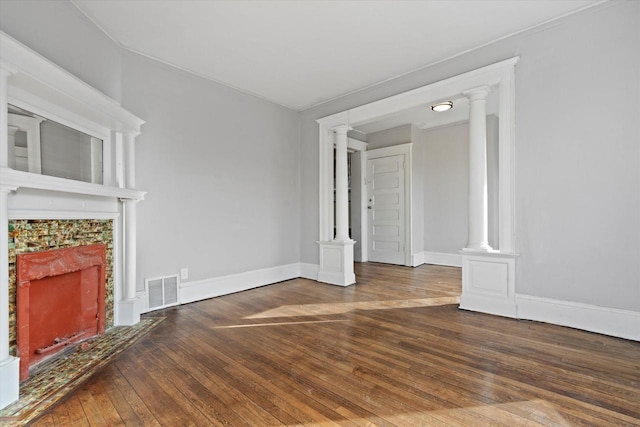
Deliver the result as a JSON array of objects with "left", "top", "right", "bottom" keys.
[{"left": 16, "top": 244, "right": 107, "bottom": 380}]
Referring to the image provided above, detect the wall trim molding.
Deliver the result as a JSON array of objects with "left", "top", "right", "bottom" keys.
[
  {"left": 423, "top": 251, "right": 462, "bottom": 267},
  {"left": 411, "top": 251, "right": 425, "bottom": 267},
  {"left": 176, "top": 263, "right": 302, "bottom": 305},
  {"left": 300, "top": 263, "right": 319, "bottom": 280},
  {"left": 516, "top": 294, "right": 640, "bottom": 342},
  {"left": 8, "top": 209, "right": 119, "bottom": 220}
]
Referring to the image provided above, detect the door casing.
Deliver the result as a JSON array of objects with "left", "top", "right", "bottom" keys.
[{"left": 364, "top": 143, "right": 412, "bottom": 266}]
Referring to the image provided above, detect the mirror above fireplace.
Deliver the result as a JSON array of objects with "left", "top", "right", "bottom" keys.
[{"left": 8, "top": 104, "right": 103, "bottom": 184}]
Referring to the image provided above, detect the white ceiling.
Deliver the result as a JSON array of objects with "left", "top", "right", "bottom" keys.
[{"left": 72, "top": 0, "right": 601, "bottom": 112}]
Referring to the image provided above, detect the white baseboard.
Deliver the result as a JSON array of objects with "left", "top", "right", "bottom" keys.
[
  {"left": 317, "top": 270, "right": 356, "bottom": 287},
  {"left": 460, "top": 293, "right": 518, "bottom": 318},
  {"left": 179, "top": 263, "right": 301, "bottom": 305},
  {"left": 411, "top": 251, "right": 425, "bottom": 267},
  {"left": 516, "top": 294, "right": 640, "bottom": 341},
  {"left": 423, "top": 251, "right": 462, "bottom": 267},
  {"left": 299, "top": 263, "right": 319, "bottom": 280}
]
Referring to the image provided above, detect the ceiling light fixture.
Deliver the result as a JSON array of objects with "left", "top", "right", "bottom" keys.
[{"left": 431, "top": 101, "right": 453, "bottom": 112}]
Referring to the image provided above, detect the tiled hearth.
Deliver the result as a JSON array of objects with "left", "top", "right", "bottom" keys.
[{"left": 0, "top": 316, "right": 163, "bottom": 426}]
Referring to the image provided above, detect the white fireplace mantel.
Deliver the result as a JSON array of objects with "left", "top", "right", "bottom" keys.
[
  {"left": 0, "top": 168, "right": 146, "bottom": 200},
  {"left": 0, "top": 31, "right": 145, "bottom": 409}
]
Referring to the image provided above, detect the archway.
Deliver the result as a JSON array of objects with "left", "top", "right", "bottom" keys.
[{"left": 316, "top": 57, "right": 520, "bottom": 318}]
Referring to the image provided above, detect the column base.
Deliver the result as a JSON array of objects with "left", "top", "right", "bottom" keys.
[
  {"left": 317, "top": 240, "right": 356, "bottom": 286},
  {"left": 0, "top": 356, "right": 20, "bottom": 409},
  {"left": 116, "top": 298, "right": 142, "bottom": 326},
  {"left": 462, "top": 245, "right": 495, "bottom": 252},
  {"left": 459, "top": 251, "right": 519, "bottom": 318}
]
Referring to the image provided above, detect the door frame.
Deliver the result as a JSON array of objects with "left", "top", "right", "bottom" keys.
[{"left": 364, "top": 143, "right": 413, "bottom": 266}]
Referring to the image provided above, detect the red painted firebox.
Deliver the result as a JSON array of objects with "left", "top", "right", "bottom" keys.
[{"left": 16, "top": 244, "right": 107, "bottom": 380}]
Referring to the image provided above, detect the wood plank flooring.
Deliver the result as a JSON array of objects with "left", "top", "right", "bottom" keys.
[{"left": 31, "top": 263, "right": 640, "bottom": 426}]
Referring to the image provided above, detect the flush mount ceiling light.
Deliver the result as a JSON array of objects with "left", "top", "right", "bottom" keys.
[{"left": 431, "top": 101, "right": 453, "bottom": 112}]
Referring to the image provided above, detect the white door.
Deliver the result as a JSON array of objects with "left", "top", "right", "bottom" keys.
[{"left": 367, "top": 153, "right": 406, "bottom": 265}]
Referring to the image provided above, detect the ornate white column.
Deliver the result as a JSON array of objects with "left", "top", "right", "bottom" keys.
[
  {"left": 334, "top": 125, "right": 350, "bottom": 241},
  {"left": 117, "top": 131, "right": 141, "bottom": 325},
  {"left": 317, "top": 124, "right": 355, "bottom": 286},
  {"left": 460, "top": 84, "right": 518, "bottom": 319},
  {"left": 463, "top": 85, "right": 492, "bottom": 252},
  {"left": 0, "top": 68, "right": 20, "bottom": 409}
]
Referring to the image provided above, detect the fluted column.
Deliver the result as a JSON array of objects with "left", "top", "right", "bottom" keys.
[
  {"left": 334, "top": 125, "right": 350, "bottom": 241},
  {"left": 463, "top": 85, "right": 492, "bottom": 251}
]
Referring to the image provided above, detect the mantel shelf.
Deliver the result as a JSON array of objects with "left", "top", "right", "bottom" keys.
[{"left": 0, "top": 168, "right": 145, "bottom": 200}]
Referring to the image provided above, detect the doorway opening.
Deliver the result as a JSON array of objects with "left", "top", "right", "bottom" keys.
[{"left": 317, "top": 57, "right": 518, "bottom": 299}]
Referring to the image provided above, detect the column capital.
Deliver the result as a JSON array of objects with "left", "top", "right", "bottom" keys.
[
  {"left": 0, "top": 183, "right": 19, "bottom": 193},
  {"left": 0, "top": 68, "right": 15, "bottom": 79},
  {"left": 119, "top": 197, "right": 139, "bottom": 204},
  {"left": 331, "top": 124, "right": 352, "bottom": 135},
  {"left": 122, "top": 129, "right": 141, "bottom": 139},
  {"left": 463, "top": 85, "right": 491, "bottom": 101}
]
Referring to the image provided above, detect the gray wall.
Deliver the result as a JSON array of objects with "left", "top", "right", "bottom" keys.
[
  {"left": 300, "top": 1, "right": 640, "bottom": 312},
  {"left": 0, "top": 0, "right": 122, "bottom": 102},
  {"left": 121, "top": 52, "right": 300, "bottom": 287},
  {"left": 421, "top": 122, "right": 469, "bottom": 254},
  {"left": 366, "top": 125, "right": 411, "bottom": 149},
  {"left": 420, "top": 116, "right": 498, "bottom": 254}
]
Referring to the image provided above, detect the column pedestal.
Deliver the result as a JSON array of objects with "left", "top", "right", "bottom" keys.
[
  {"left": 117, "top": 298, "right": 144, "bottom": 326},
  {"left": 317, "top": 240, "right": 356, "bottom": 286},
  {"left": 460, "top": 251, "right": 518, "bottom": 317},
  {"left": 0, "top": 356, "right": 20, "bottom": 408}
]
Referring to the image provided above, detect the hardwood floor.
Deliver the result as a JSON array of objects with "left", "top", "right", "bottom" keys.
[{"left": 31, "top": 263, "right": 640, "bottom": 426}]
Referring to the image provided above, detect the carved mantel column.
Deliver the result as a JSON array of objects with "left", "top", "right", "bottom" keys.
[
  {"left": 117, "top": 131, "right": 142, "bottom": 325},
  {"left": 0, "top": 67, "right": 20, "bottom": 408},
  {"left": 463, "top": 85, "right": 492, "bottom": 252}
]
